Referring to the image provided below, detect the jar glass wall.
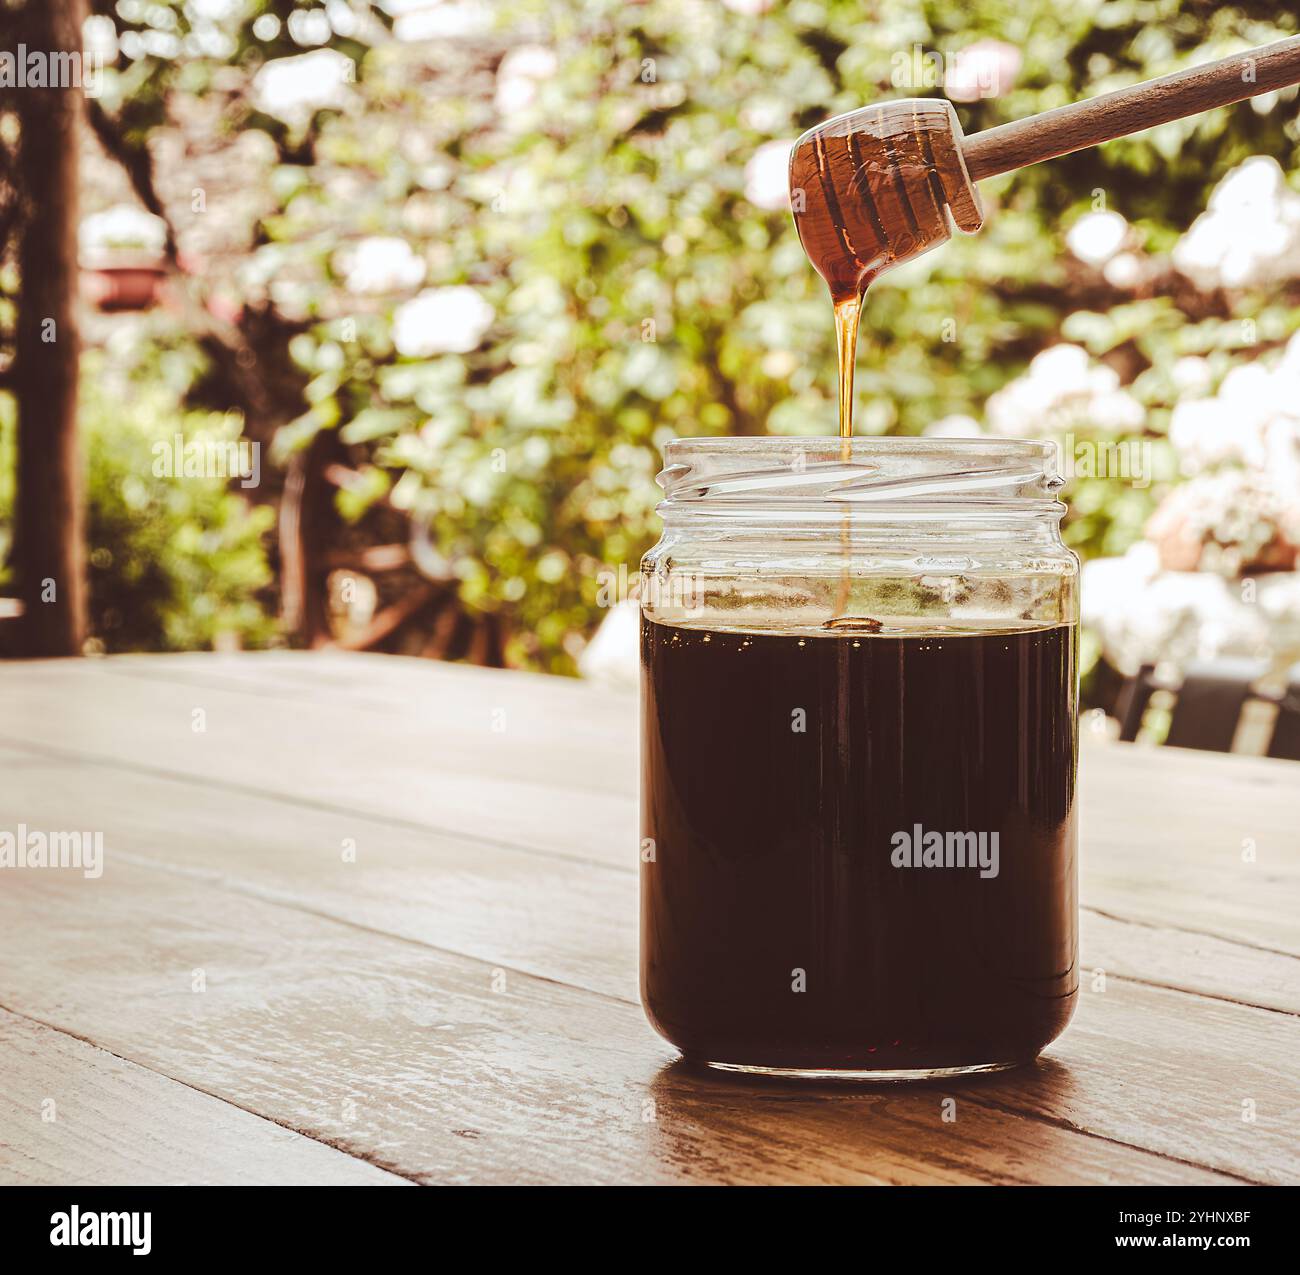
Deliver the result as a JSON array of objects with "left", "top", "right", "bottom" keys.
[{"left": 639, "top": 437, "right": 1080, "bottom": 1079}]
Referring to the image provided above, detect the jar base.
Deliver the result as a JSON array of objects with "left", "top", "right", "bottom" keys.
[{"left": 693, "top": 1057, "right": 1030, "bottom": 1083}]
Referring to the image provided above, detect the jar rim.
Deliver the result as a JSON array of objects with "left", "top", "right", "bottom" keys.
[
  {"left": 657, "top": 435, "right": 1065, "bottom": 515},
  {"left": 661, "top": 436, "right": 1053, "bottom": 454}
]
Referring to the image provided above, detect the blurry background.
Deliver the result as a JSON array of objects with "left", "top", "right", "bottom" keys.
[{"left": 2, "top": 0, "right": 1300, "bottom": 741}]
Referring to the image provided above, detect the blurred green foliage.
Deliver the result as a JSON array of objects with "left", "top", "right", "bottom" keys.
[
  {"left": 6, "top": 0, "right": 1300, "bottom": 669},
  {"left": 0, "top": 348, "right": 276, "bottom": 652},
  {"left": 271, "top": 0, "right": 1300, "bottom": 669}
]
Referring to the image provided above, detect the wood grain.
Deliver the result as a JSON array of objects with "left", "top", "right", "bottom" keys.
[
  {"left": 4, "top": 654, "right": 1295, "bottom": 949},
  {"left": 963, "top": 36, "right": 1300, "bottom": 181},
  {"left": 2, "top": 653, "right": 1297, "bottom": 1185},
  {"left": 0, "top": 1009, "right": 407, "bottom": 1185},
  {"left": 9, "top": 751, "right": 1300, "bottom": 1014},
  {"left": 0, "top": 861, "right": 1251, "bottom": 1185},
  {"left": 0, "top": 656, "right": 635, "bottom": 861}
]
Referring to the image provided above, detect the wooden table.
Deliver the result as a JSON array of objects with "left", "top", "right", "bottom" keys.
[{"left": 1, "top": 652, "right": 1297, "bottom": 1186}]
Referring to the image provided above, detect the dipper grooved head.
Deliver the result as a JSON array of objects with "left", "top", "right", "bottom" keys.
[{"left": 789, "top": 98, "right": 983, "bottom": 302}]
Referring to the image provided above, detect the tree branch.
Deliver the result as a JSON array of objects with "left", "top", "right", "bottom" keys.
[{"left": 84, "top": 97, "right": 180, "bottom": 266}]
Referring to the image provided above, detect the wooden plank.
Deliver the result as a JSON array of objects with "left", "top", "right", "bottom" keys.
[
  {"left": 0, "top": 1008, "right": 408, "bottom": 1186},
  {"left": 9, "top": 753, "right": 1300, "bottom": 1015},
  {"left": 1079, "top": 747, "right": 1300, "bottom": 955},
  {"left": 97, "top": 649, "right": 620, "bottom": 725},
  {"left": 970, "top": 981, "right": 1299, "bottom": 1179},
  {"left": 0, "top": 860, "right": 1250, "bottom": 1185},
  {"left": 4, "top": 657, "right": 1295, "bottom": 957},
  {"left": 0, "top": 658, "right": 634, "bottom": 865},
  {"left": 36, "top": 651, "right": 638, "bottom": 792},
  {"left": 3, "top": 657, "right": 1297, "bottom": 1183},
  {"left": 1078, "top": 911, "right": 1299, "bottom": 1014}
]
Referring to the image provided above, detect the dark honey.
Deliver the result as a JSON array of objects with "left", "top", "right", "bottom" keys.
[{"left": 640, "top": 618, "right": 1078, "bottom": 1075}]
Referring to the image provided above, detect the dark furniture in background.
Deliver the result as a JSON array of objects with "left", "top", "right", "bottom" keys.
[{"left": 1116, "top": 659, "right": 1300, "bottom": 759}]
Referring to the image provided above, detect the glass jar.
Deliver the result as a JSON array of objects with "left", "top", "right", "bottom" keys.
[{"left": 639, "top": 437, "right": 1079, "bottom": 1080}]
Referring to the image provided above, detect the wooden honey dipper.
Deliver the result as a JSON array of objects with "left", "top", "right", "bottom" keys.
[{"left": 790, "top": 34, "right": 1300, "bottom": 304}]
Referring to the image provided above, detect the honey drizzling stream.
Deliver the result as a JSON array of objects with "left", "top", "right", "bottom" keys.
[{"left": 789, "top": 100, "right": 985, "bottom": 620}]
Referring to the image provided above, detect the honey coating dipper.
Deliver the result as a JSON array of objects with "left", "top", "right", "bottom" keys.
[{"left": 790, "top": 35, "right": 1300, "bottom": 301}]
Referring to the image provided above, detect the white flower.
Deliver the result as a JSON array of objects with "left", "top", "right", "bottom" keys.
[
  {"left": 925, "top": 414, "right": 983, "bottom": 438},
  {"left": 1081, "top": 544, "right": 1300, "bottom": 675},
  {"left": 1169, "top": 349, "right": 1300, "bottom": 483},
  {"left": 1145, "top": 469, "right": 1300, "bottom": 575},
  {"left": 287, "top": 7, "right": 331, "bottom": 45},
  {"left": 1168, "top": 399, "right": 1238, "bottom": 472},
  {"left": 1219, "top": 363, "right": 1289, "bottom": 429},
  {"left": 722, "top": 0, "right": 775, "bottom": 13},
  {"left": 945, "top": 39, "right": 1022, "bottom": 102},
  {"left": 342, "top": 237, "right": 426, "bottom": 295},
  {"left": 1173, "top": 156, "right": 1300, "bottom": 290},
  {"left": 1031, "top": 344, "right": 1096, "bottom": 391},
  {"left": 744, "top": 139, "right": 794, "bottom": 212},
  {"left": 79, "top": 204, "right": 167, "bottom": 255},
  {"left": 253, "top": 49, "right": 353, "bottom": 124},
  {"left": 82, "top": 13, "right": 118, "bottom": 59},
  {"left": 392, "top": 287, "right": 494, "bottom": 357},
  {"left": 1102, "top": 252, "right": 1144, "bottom": 288},
  {"left": 1170, "top": 356, "right": 1213, "bottom": 395},
  {"left": 1090, "top": 389, "right": 1145, "bottom": 431},
  {"left": 494, "top": 46, "right": 558, "bottom": 115},
  {"left": 393, "top": 2, "right": 492, "bottom": 42},
  {"left": 984, "top": 344, "right": 1143, "bottom": 436},
  {"left": 1066, "top": 209, "right": 1128, "bottom": 266}
]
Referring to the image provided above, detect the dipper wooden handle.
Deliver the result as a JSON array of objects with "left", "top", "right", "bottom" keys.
[{"left": 962, "top": 35, "right": 1300, "bottom": 182}]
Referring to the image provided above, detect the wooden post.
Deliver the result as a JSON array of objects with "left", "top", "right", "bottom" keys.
[{"left": 12, "top": 0, "right": 89, "bottom": 656}]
